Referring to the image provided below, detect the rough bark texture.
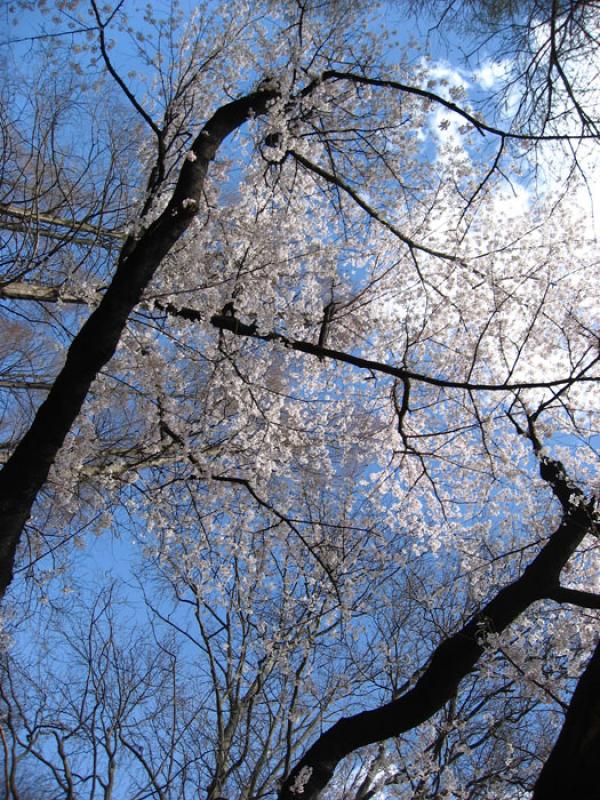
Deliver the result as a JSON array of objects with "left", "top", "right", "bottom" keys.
[
  {"left": 0, "top": 87, "right": 278, "bottom": 598},
  {"left": 533, "top": 638, "right": 600, "bottom": 800}
]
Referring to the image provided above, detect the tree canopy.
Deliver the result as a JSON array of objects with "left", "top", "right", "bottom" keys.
[{"left": 0, "top": 1, "right": 598, "bottom": 798}]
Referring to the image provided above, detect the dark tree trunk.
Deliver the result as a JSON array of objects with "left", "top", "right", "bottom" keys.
[
  {"left": 0, "top": 87, "right": 278, "bottom": 599},
  {"left": 279, "top": 494, "right": 598, "bottom": 800},
  {"left": 533, "top": 639, "right": 600, "bottom": 800}
]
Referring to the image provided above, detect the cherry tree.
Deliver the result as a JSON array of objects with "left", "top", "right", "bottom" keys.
[{"left": 0, "top": 1, "right": 598, "bottom": 798}]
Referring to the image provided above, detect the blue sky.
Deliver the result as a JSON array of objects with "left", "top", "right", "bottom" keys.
[{"left": 1, "top": 5, "right": 598, "bottom": 795}]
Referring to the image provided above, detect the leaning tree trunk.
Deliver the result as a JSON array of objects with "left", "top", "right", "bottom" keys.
[{"left": 0, "top": 86, "right": 278, "bottom": 599}]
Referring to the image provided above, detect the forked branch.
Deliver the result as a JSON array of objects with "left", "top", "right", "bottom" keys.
[{"left": 279, "top": 422, "right": 598, "bottom": 800}]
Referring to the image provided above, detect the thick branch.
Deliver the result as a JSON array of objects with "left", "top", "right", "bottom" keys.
[
  {"left": 0, "top": 280, "right": 204, "bottom": 325},
  {"left": 6, "top": 291, "right": 594, "bottom": 397},
  {"left": 0, "top": 281, "right": 87, "bottom": 304},
  {"left": 279, "top": 493, "right": 597, "bottom": 800},
  {"left": 5, "top": 291, "right": 596, "bottom": 398},
  {"left": 547, "top": 586, "right": 600, "bottom": 609},
  {"left": 0, "top": 203, "right": 126, "bottom": 241},
  {"left": 0, "top": 85, "right": 278, "bottom": 598},
  {"left": 210, "top": 313, "right": 598, "bottom": 394}
]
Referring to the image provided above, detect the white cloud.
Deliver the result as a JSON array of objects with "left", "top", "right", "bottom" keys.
[
  {"left": 473, "top": 59, "right": 511, "bottom": 90},
  {"left": 426, "top": 61, "right": 470, "bottom": 99}
]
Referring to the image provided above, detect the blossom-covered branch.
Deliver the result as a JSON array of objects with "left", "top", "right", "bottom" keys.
[
  {"left": 280, "top": 424, "right": 599, "bottom": 800},
  {"left": 211, "top": 312, "right": 599, "bottom": 394},
  {"left": 0, "top": 84, "right": 280, "bottom": 597}
]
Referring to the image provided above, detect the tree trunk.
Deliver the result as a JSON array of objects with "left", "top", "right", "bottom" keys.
[{"left": 533, "top": 638, "right": 600, "bottom": 800}]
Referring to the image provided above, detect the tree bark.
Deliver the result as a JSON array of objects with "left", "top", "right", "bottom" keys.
[
  {"left": 0, "top": 86, "right": 278, "bottom": 598},
  {"left": 533, "top": 638, "right": 600, "bottom": 800},
  {"left": 279, "top": 497, "right": 598, "bottom": 800}
]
